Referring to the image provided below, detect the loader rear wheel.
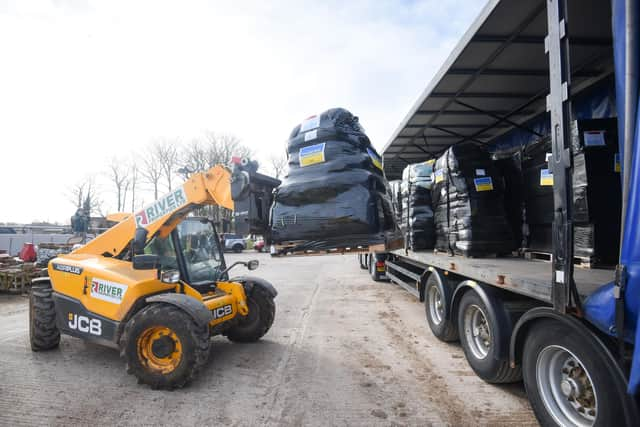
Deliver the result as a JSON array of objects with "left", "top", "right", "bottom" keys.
[
  {"left": 120, "top": 304, "right": 210, "bottom": 390},
  {"left": 226, "top": 287, "right": 275, "bottom": 342},
  {"left": 29, "top": 281, "right": 60, "bottom": 351}
]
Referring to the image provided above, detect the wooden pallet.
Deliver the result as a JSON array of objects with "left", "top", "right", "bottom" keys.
[
  {"left": 272, "top": 237, "right": 404, "bottom": 257},
  {"left": 0, "top": 266, "right": 47, "bottom": 293},
  {"left": 523, "top": 250, "right": 599, "bottom": 269}
]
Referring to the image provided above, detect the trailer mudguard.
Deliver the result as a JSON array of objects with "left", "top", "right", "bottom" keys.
[
  {"left": 146, "top": 293, "right": 213, "bottom": 327},
  {"left": 230, "top": 276, "right": 278, "bottom": 298},
  {"left": 510, "top": 306, "right": 639, "bottom": 424}
]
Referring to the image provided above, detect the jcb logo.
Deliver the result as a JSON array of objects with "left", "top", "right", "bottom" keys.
[
  {"left": 212, "top": 304, "right": 233, "bottom": 320},
  {"left": 68, "top": 313, "right": 102, "bottom": 336}
]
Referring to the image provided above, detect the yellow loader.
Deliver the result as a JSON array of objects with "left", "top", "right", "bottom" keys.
[{"left": 29, "top": 165, "right": 277, "bottom": 389}]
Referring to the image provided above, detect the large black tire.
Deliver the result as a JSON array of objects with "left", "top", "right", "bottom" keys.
[
  {"left": 457, "top": 290, "right": 521, "bottom": 383},
  {"left": 424, "top": 275, "right": 458, "bottom": 342},
  {"left": 120, "top": 304, "right": 210, "bottom": 390},
  {"left": 522, "top": 319, "right": 627, "bottom": 427},
  {"left": 29, "top": 281, "right": 60, "bottom": 351},
  {"left": 225, "top": 287, "right": 275, "bottom": 342},
  {"left": 233, "top": 244, "right": 244, "bottom": 253}
]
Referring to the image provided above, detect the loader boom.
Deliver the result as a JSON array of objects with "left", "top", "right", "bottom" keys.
[{"left": 73, "top": 165, "right": 234, "bottom": 258}]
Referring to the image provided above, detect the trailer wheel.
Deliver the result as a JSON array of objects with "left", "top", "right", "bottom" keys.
[
  {"left": 424, "top": 275, "right": 458, "bottom": 342},
  {"left": 457, "top": 290, "right": 520, "bottom": 383},
  {"left": 522, "top": 319, "right": 625, "bottom": 427}
]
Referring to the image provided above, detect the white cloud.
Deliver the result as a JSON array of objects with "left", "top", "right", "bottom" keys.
[{"left": 0, "top": 0, "right": 486, "bottom": 223}]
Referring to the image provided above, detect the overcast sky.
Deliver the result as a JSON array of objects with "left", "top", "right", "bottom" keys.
[{"left": 0, "top": 0, "right": 486, "bottom": 224}]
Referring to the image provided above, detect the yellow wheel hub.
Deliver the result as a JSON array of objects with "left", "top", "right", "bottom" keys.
[{"left": 137, "top": 326, "right": 183, "bottom": 374}]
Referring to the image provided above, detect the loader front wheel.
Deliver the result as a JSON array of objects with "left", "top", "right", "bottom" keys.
[
  {"left": 29, "top": 281, "right": 60, "bottom": 351},
  {"left": 121, "top": 304, "right": 210, "bottom": 390},
  {"left": 226, "top": 287, "right": 275, "bottom": 343}
]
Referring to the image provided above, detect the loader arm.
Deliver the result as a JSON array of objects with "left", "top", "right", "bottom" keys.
[{"left": 74, "top": 165, "right": 234, "bottom": 257}]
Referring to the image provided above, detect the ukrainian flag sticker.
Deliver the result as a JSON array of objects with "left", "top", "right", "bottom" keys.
[
  {"left": 299, "top": 143, "right": 326, "bottom": 167},
  {"left": 615, "top": 153, "right": 621, "bottom": 173},
  {"left": 540, "top": 168, "right": 554, "bottom": 186},
  {"left": 367, "top": 148, "right": 383, "bottom": 170},
  {"left": 435, "top": 169, "right": 444, "bottom": 184},
  {"left": 474, "top": 176, "right": 493, "bottom": 192}
]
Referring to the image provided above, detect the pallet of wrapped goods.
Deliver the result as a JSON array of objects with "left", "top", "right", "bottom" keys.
[
  {"left": 432, "top": 142, "right": 513, "bottom": 257},
  {"left": 570, "top": 118, "right": 621, "bottom": 265},
  {"left": 521, "top": 118, "right": 621, "bottom": 266},
  {"left": 400, "top": 161, "right": 436, "bottom": 250},
  {"left": 521, "top": 137, "right": 554, "bottom": 252},
  {"left": 493, "top": 151, "right": 525, "bottom": 250},
  {"left": 270, "top": 108, "right": 399, "bottom": 255}
]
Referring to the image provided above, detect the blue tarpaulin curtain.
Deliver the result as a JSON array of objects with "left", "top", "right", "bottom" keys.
[{"left": 612, "top": 0, "right": 640, "bottom": 395}]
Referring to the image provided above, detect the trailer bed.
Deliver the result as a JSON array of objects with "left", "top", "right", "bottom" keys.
[{"left": 389, "top": 249, "right": 614, "bottom": 303}]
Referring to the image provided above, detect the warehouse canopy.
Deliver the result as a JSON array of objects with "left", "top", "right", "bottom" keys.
[{"left": 382, "top": 0, "right": 614, "bottom": 179}]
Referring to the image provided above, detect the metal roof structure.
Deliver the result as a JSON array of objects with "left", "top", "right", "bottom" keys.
[{"left": 382, "top": 0, "right": 614, "bottom": 179}]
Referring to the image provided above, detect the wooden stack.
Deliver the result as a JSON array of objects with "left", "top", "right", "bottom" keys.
[{"left": 0, "top": 255, "right": 47, "bottom": 293}]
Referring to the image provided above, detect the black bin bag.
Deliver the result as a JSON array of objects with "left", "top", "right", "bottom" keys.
[
  {"left": 432, "top": 142, "right": 514, "bottom": 257},
  {"left": 269, "top": 108, "right": 396, "bottom": 251}
]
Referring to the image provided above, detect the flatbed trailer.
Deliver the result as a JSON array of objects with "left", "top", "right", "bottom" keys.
[
  {"left": 366, "top": 0, "right": 640, "bottom": 425},
  {"left": 385, "top": 250, "right": 613, "bottom": 303}
]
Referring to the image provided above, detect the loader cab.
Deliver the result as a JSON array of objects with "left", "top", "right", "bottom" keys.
[{"left": 144, "top": 217, "right": 228, "bottom": 293}]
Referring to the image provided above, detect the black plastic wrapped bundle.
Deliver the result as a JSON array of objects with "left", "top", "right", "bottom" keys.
[
  {"left": 270, "top": 108, "right": 396, "bottom": 251},
  {"left": 400, "top": 161, "right": 436, "bottom": 250},
  {"left": 521, "top": 119, "right": 621, "bottom": 263},
  {"left": 521, "top": 137, "right": 554, "bottom": 252},
  {"left": 388, "top": 180, "right": 402, "bottom": 224},
  {"left": 493, "top": 152, "right": 525, "bottom": 250},
  {"left": 570, "top": 118, "right": 621, "bottom": 264},
  {"left": 432, "top": 143, "right": 513, "bottom": 256}
]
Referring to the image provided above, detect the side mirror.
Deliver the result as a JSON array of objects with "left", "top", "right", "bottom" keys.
[
  {"left": 133, "top": 228, "right": 148, "bottom": 255},
  {"left": 133, "top": 254, "right": 159, "bottom": 270},
  {"left": 247, "top": 259, "right": 259, "bottom": 270}
]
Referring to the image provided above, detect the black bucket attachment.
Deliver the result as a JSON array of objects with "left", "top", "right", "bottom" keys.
[{"left": 231, "top": 158, "right": 281, "bottom": 236}]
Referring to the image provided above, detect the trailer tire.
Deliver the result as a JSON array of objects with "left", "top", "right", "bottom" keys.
[
  {"left": 29, "top": 281, "right": 60, "bottom": 351},
  {"left": 424, "top": 275, "right": 458, "bottom": 342},
  {"left": 457, "top": 290, "right": 520, "bottom": 383},
  {"left": 522, "top": 319, "right": 625, "bottom": 427}
]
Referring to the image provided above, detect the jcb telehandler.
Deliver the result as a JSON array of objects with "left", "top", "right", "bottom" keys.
[{"left": 29, "top": 164, "right": 277, "bottom": 389}]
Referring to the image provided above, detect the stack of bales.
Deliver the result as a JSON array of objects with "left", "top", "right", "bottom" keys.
[
  {"left": 400, "top": 161, "right": 436, "bottom": 250},
  {"left": 269, "top": 108, "right": 395, "bottom": 250},
  {"left": 432, "top": 142, "right": 514, "bottom": 256}
]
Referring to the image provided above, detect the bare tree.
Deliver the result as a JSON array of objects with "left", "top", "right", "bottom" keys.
[
  {"left": 154, "top": 139, "right": 180, "bottom": 192},
  {"left": 179, "top": 132, "right": 253, "bottom": 228},
  {"left": 107, "top": 157, "right": 131, "bottom": 212},
  {"left": 130, "top": 162, "right": 139, "bottom": 212},
  {"left": 141, "top": 145, "right": 163, "bottom": 200},
  {"left": 68, "top": 176, "right": 102, "bottom": 216},
  {"left": 204, "top": 132, "right": 252, "bottom": 167},
  {"left": 268, "top": 152, "right": 288, "bottom": 179}
]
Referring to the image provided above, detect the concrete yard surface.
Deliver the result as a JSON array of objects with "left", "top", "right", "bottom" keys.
[{"left": 0, "top": 253, "right": 536, "bottom": 426}]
